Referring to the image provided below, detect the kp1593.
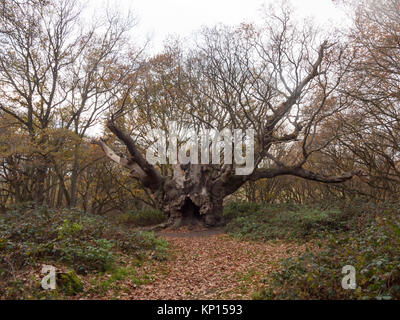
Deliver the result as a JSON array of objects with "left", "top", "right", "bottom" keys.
[{"left": 201, "top": 304, "right": 243, "bottom": 316}]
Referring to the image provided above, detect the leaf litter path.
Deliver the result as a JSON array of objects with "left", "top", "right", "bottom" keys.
[{"left": 127, "top": 228, "right": 311, "bottom": 300}]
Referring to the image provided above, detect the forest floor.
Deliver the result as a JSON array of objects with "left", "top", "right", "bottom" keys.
[
  {"left": 81, "top": 227, "right": 312, "bottom": 300},
  {"left": 3, "top": 203, "right": 398, "bottom": 300}
]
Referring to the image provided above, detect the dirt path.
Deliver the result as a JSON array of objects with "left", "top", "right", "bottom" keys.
[{"left": 127, "top": 230, "right": 310, "bottom": 300}]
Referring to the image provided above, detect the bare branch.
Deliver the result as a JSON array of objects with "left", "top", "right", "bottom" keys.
[{"left": 252, "top": 166, "right": 361, "bottom": 184}]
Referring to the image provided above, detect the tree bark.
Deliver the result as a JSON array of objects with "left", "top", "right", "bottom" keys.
[{"left": 162, "top": 164, "right": 224, "bottom": 227}]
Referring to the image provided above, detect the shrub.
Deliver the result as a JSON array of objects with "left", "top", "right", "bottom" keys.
[
  {"left": 253, "top": 203, "right": 400, "bottom": 300},
  {"left": 54, "top": 239, "right": 116, "bottom": 274},
  {"left": 0, "top": 205, "right": 169, "bottom": 296},
  {"left": 114, "top": 230, "right": 169, "bottom": 261},
  {"left": 116, "top": 208, "right": 165, "bottom": 226},
  {"left": 224, "top": 202, "right": 355, "bottom": 241},
  {"left": 137, "top": 231, "right": 169, "bottom": 261},
  {"left": 223, "top": 202, "right": 260, "bottom": 223}
]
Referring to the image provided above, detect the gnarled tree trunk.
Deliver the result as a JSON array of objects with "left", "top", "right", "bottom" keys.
[
  {"left": 93, "top": 122, "right": 227, "bottom": 227},
  {"left": 162, "top": 164, "right": 223, "bottom": 227}
]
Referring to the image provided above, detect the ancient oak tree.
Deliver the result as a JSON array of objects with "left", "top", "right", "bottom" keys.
[{"left": 94, "top": 11, "right": 359, "bottom": 227}]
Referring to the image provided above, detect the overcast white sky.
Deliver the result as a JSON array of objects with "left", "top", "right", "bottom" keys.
[{"left": 86, "top": 0, "right": 348, "bottom": 53}]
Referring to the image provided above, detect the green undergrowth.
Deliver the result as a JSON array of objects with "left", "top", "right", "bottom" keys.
[
  {"left": 223, "top": 201, "right": 359, "bottom": 241},
  {"left": 115, "top": 208, "right": 165, "bottom": 227},
  {"left": 0, "top": 203, "right": 169, "bottom": 299},
  {"left": 242, "top": 201, "right": 400, "bottom": 300}
]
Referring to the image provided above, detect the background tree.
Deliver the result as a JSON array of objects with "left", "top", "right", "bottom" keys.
[
  {"left": 0, "top": 0, "right": 143, "bottom": 210},
  {"left": 315, "top": 0, "right": 400, "bottom": 201}
]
